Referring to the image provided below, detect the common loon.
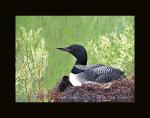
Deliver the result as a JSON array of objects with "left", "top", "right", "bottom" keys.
[{"left": 57, "top": 44, "right": 125, "bottom": 86}]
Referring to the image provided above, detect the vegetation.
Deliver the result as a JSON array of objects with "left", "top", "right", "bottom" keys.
[
  {"left": 16, "top": 16, "right": 134, "bottom": 102},
  {"left": 16, "top": 27, "right": 48, "bottom": 102}
]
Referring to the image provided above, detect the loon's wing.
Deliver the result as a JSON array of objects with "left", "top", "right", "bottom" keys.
[
  {"left": 74, "top": 64, "right": 105, "bottom": 71},
  {"left": 84, "top": 65, "right": 125, "bottom": 83},
  {"left": 95, "top": 71, "right": 125, "bottom": 83},
  {"left": 86, "top": 64, "right": 105, "bottom": 69},
  {"left": 73, "top": 64, "right": 105, "bottom": 73}
]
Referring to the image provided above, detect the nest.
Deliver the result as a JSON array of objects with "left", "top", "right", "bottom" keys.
[{"left": 48, "top": 75, "right": 135, "bottom": 102}]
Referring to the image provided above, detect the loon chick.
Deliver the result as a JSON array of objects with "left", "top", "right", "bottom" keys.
[{"left": 57, "top": 44, "right": 125, "bottom": 86}]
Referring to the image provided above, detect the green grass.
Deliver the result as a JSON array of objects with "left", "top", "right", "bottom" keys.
[{"left": 16, "top": 16, "right": 134, "bottom": 102}]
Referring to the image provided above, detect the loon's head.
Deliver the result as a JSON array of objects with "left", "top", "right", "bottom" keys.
[{"left": 57, "top": 44, "right": 87, "bottom": 65}]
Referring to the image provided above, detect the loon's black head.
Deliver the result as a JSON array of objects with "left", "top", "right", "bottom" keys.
[{"left": 57, "top": 44, "right": 87, "bottom": 65}]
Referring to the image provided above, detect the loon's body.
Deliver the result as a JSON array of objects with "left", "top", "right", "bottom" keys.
[{"left": 57, "top": 44, "right": 125, "bottom": 86}]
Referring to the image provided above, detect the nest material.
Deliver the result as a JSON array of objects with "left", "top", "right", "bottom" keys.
[{"left": 49, "top": 75, "right": 135, "bottom": 102}]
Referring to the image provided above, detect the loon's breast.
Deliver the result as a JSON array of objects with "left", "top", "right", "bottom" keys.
[
  {"left": 69, "top": 71, "right": 98, "bottom": 86},
  {"left": 69, "top": 73, "right": 82, "bottom": 86}
]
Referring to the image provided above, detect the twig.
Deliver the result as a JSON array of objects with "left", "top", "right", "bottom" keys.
[
  {"left": 24, "top": 40, "right": 35, "bottom": 80},
  {"left": 24, "top": 79, "right": 31, "bottom": 102}
]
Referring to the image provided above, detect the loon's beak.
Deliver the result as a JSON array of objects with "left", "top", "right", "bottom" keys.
[{"left": 56, "top": 47, "right": 70, "bottom": 52}]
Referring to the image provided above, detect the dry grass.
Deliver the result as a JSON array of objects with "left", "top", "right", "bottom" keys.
[{"left": 48, "top": 75, "right": 134, "bottom": 102}]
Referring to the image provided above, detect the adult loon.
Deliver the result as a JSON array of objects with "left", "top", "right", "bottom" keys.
[{"left": 57, "top": 44, "right": 125, "bottom": 86}]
